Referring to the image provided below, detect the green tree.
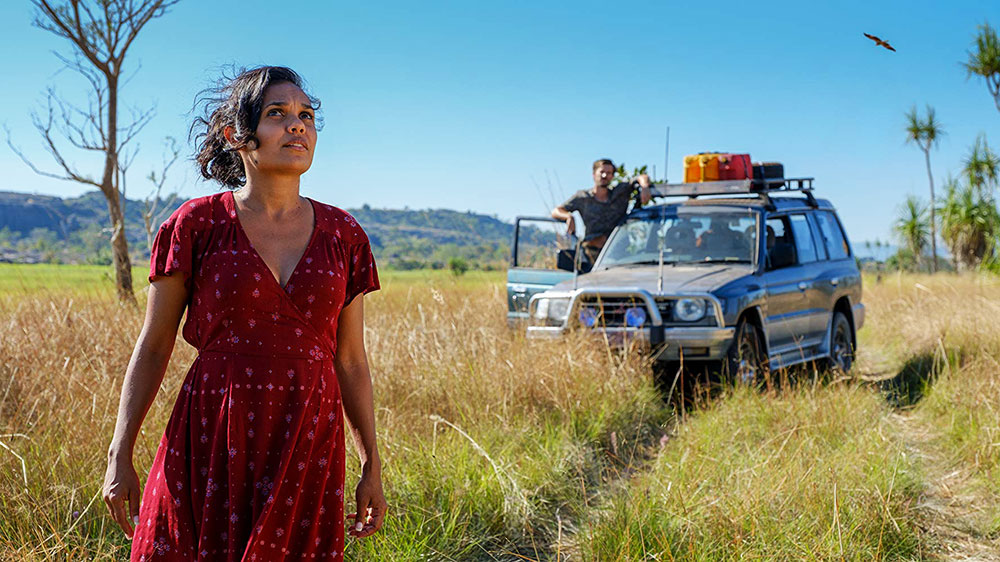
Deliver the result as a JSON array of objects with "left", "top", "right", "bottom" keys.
[
  {"left": 904, "top": 105, "right": 945, "bottom": 272},
  {"left": 893, "top": 196, "right": 930, "bottom": 269},
  {"left": 29, "top": 227, "right": 59, "bottom": 252},
  {"left": 448, "top": 256, "right": 469, "bottom": 276},
  {"left": 963, "top": 134, "right": 1000, "bottom": 195},
  {"left": 938, "top": 175, "right": 1000, "bottom": 271},
  {"left": 0, "top": 227, "right": 18, "bottom": 249},
  {"left": 964, "top": 22, "right": 1000, "bottom": 113}
]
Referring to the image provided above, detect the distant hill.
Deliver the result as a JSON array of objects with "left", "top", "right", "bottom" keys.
[
  {"left": 0, "top": 190, "right": 545, "bottom": 269},
  {"left": 0, "top": 190, "right": 146, "bottom": 240}
]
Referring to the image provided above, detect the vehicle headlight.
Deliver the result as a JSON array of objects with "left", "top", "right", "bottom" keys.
[
  {"left": 674, "top": 298, "right": 706, "bottom": 322},
  {"left": 533, "top": 297, "right": 570, "bottom": 322},
  {"left": 547, "top": 298, "right": 570, "bottom": 321}
]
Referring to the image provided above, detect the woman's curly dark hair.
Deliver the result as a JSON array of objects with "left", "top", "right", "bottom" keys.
[{"left": 192, "top": 66, "right": 322, "bottom": 188}]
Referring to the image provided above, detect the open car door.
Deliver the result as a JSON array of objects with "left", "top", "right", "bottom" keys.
[{"left": 507, "top": 216, "right": 585, "bottom": 326}]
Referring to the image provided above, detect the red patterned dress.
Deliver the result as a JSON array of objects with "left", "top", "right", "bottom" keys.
[{"left": 131, "top": 190, "right": 379, "bottom": 561}]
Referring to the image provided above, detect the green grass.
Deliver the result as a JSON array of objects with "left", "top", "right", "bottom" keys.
[
  {"left": 0, "top": 263, "right": 503, "bottom": 296},
  {"left": 0, "top": 264, "right": 146, "bottom": 296}
]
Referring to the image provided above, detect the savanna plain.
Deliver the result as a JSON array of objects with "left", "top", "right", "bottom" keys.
[{"left": 1, "top": 265, "right": 999, "bottom": 561}]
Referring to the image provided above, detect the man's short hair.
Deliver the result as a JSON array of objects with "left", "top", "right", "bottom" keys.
[{"left": 592, "top": 158, "right": 615, "bottom": 172}]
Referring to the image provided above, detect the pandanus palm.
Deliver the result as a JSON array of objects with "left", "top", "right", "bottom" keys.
[
  {"left": 964, "top": 134, "right": 1000, "bottom": 195},
  {"left": 894, "top": 196, "right": 929, "bottom": 269},
  {"left": 938, "top": 175, "right": 1000, "bottom": 271},
  {"left": 964, "top": 22, "right": 1000, "bottom": 114},
  {"left": 904, "top": 106, "right": 944, "bottom": 272}
]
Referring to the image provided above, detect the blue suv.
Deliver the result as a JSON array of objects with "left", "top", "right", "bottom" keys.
[{"left": 506, "top": 179, "right": 864, "bottom": 381}]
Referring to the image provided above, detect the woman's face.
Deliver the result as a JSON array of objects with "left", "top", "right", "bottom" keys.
[{"left": 239, "top": 81, "right": 318, "bottom": 179}]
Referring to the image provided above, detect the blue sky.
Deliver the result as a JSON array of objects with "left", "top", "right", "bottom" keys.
[{"left": 1, "top": 0, "right": 998, "bottom": 245}]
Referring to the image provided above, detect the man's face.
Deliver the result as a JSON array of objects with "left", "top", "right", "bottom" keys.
[{"left": 593, "top": 164, "right": 615, "bottom": 188}]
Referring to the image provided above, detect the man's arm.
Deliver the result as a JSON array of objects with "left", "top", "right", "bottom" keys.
[
  {"left": 636, "top": 174, "right": 652, "bottom": 205},
  {"left": 552, "top": 205, "right": 575, "bottom": 234}
]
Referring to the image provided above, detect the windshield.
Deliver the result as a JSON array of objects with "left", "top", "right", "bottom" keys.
[{"left": 598, "top": 208, "right": 758, "bottom": 267}]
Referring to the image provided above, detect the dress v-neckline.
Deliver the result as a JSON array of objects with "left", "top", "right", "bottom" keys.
[{"left": 226, "top": 190, "right": 319, "bottom": 292}]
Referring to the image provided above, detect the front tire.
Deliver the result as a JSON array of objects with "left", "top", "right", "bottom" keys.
[
  {"left": 725, "top": 320, "right": 765, "bottom": 385},
  {"left": 828, "top": 311, "right": 854, "bottom": 373}
]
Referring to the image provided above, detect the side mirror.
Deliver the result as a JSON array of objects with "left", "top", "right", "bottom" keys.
[
  {"left": 556, "top": 249, "right": 576, "bottom": 271},
  {"left": 556, "top": 248, "right": 593, "bottom": 273}
]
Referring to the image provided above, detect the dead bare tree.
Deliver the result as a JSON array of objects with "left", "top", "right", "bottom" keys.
[
  {"left": 143, "top": 137, "right": 182, "bottom": 249},
  {"left": 9, "top": 0, "right": 180, "bottom": 303}
]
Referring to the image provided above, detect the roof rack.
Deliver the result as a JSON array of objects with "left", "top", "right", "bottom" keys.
[{"left": 647, "top": 177, "right": 817, "bottom": 208}]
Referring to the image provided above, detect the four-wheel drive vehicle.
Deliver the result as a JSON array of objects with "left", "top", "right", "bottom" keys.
[{"left": 506, "top": 178, "right": 864, "bottom": 378}]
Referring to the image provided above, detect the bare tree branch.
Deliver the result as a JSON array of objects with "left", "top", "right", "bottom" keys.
[
  {"left": 18, "top": 0, "right": 181, "bottom": 303},
  {"left": 33, "top": 1, "right": 109, "bottom": 74},
  {"left": 48, "top": 89, "right": 106, "bottom": 152},
  {"left": 6, "top": 110, "right": 102, "bottom": 188},
  {"left": 115, "top": 1, "right": 179, "bottom": 67},
  {"left": 118, "top": 141, "right": 139, "bottom": 203},
  {"left": 143, "top": 136, "right": 182, "bottom": 247},
  {"left": 119, "top": 102, "right": 156, "bottom": 149}
]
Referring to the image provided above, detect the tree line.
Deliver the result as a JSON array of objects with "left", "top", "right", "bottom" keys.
[{"left": 894, "top": 22, "right": 1000, "bottom": 273}]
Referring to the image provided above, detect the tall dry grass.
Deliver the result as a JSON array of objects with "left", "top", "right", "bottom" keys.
[
  {"left": 2, "top": 268, "right": 999, "bottom": 560},
  {"left": 580, "top": 385, "right": 923, "bottom": 560},
  {"left": 354, "top": 279, "right": 669, "bottom": 558},
  {"left": 861, "top": 273, "right": 1000, "bottom": 539},
  {"left": 0, "top": 271, "right": 665, "bottom": 560}
]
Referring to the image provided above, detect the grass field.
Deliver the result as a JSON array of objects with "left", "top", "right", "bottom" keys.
[{"left": 1, "top": 265, "right": 999, "bottom": 560}]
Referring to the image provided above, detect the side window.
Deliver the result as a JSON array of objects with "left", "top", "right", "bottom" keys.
[
  {"left": 789, "top": 214, "right": 818, "bottom": 263},
  {"left": 765, "top": 216, "right": 795, "bottom": 270},
  {"left": 814, "top": 211, "right": 850, "bottom": 260}
]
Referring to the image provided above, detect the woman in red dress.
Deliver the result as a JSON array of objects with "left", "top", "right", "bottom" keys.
[{"left": 101, "top": 66, "right": 387, "bottom": 561}]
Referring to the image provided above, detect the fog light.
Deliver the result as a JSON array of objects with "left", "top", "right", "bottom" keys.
[
  {"left": 579, "top": 307, "right": 599, "bottom": 327},
  {"left": 624, "top": 307, "right": 647, "bottom": 327}
]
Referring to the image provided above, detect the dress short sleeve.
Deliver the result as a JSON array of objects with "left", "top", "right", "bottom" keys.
[
  {"left": 345, "top": 237, "right": 380, "bottom": 306},
  {"left": 149, "top": 204, "right": 198, "bottom": 289}
]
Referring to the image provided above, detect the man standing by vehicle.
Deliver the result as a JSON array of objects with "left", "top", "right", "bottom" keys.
[{"left": 552, "top": 158, "right": 652, "bottom": 263}]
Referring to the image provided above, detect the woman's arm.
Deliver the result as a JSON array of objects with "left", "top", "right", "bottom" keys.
[
  {"left": 102, "top": 274, "right": 189, "bottom": 538},
  {"left": 335, "top": 294, "right": 387, "bottom": 539}
]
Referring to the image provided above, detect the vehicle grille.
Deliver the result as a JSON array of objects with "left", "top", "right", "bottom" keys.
[
  {"left": 655, "top": 298, "right": 674, "bottom": 320},
  {"left": 574, "top": 295, "right": 719, "bottom": 327},
  {"left": 575, "top": 296, "right": 647, "bottom": 327}
]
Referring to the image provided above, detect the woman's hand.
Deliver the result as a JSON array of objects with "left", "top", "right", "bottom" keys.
[
  {"left": 102, "top": 454, "right": 142, "bottom": 539},
  {"left": 347, "top": 463, "right": 387, "bottom": 539},
  {"left": 336, "top": 295, "right": 387, "bottom": 539},
  {"left": 101, "top": 276, "right": 188, "bottom": 539}
]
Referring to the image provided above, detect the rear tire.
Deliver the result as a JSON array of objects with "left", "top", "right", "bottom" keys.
[
  {"left": 725, "top": 320, "right": 766, "bottom": 385},
  {"left": 827, "top": 311, "right": 854, "bottom": 373}
]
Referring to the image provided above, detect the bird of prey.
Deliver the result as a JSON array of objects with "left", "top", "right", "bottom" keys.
[{"left": 864, "top": 33, "right": 896, "bottom": 52}]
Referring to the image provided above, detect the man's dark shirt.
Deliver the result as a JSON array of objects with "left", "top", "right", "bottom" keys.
[{"left": 562, "top": 182, "right": 634, "bottom": 242}]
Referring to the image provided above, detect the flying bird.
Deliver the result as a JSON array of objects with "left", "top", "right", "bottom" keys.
[{"left": 864, "top": 33, "right": 896, "bottom": 52}]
